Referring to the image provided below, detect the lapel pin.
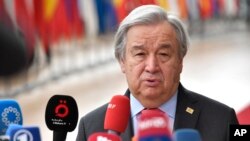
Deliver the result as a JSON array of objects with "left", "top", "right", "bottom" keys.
[{"left": 186, "top": 107, "right": 194, "bottom": 114}]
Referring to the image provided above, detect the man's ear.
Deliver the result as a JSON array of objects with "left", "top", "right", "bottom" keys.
[{"left": 119, "top": 59, "right": 126, "bottom": 73}]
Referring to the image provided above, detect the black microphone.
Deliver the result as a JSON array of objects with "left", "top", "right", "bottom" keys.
[
  {"left": 45, "top": 95, "right": 78, "bottom": 141},
  {"left": 0, "top": 22, "right": 27, "bottom": 77}
]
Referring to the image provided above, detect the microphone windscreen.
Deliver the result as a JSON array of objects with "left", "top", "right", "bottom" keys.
[
  {"left": 0, "top": 23, "right": 27, "bottom": 76},
  {"left": 88, "top": 132, "right": 121, "bottom": 141},
  {"left": 173, "top": 129, "right": 202, "bottom": 141},
  {"left": 45, "top": 95, "right": 78, "bottom": 132},
  {"left": 7, "top": 125, "right": 41, "bottom": 141},
  {"left": 5, "top": 124, "right": 22, "bottom": 136},
  {"left": 138, "top": 110, "right": 172, "bottom": 141},
  {"left": 0, "top": 100, "right": 23, "bottom": 135},
  {"left": 104, "top": 95, "right": 130, "bottom": 133}
]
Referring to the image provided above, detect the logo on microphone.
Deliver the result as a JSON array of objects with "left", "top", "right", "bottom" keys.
[
  {"left": 97, "top": 136, "right": 111, "bottom": 141},
  {"left": 13, "top": 129, "right": 33, "bottom": 141},
  {"left": 138, "top": 117, "right": 168, "bottom": 130},
  {"left": 55, "top": 100, "right": 69, "bottom": 118},
  {"left": 107, "top": 103, "right": 116, "bottom": 109},
  {"left": 1, "top": 106, "right": 21, "bottom": 126}
]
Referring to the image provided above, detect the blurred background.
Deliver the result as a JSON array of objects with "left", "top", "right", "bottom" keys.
[{"left": 0, "top": 0, "right": 250, "bottom": 140}]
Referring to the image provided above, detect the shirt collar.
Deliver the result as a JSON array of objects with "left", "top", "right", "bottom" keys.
[
  {"left": 159, "top": 91, "right": 177, "bottom": 119},
  {"left": 130, "top": 91, "right": 178, "bottom": 119},
  {"left": 130, "top": 94, "right": 144, "bottom": 118}
]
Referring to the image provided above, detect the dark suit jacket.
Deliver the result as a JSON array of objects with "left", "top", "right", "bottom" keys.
[{"left": 76, "top": 84, "right": 238, "bottom": 141}]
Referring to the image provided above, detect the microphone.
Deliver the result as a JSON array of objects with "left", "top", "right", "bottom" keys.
[
  {"left": 173, "top": 129, "right": 202, "bottom": 141},
  {"left": 88, "top": 95, "right": 129, "bottom": 141},
  {"left": 137, "top": 109, "right": 172, "bottom": 141},
  {"left": 0, "top": 124, "right": 21, "bottom": 141},
  {"left": 45, "top": 95, "right": 78, "bottom": 141},
  {"left": 0, "top": 100, "right": 23, "bottom": 135},
  {"left": 6, "top": 124, "right": 41, "bottom": 141},
  {"left": 104, "top": 95, "right": 130, "bottom": 135},
  {"left": 5, "top": 124, "right": 22, "bottom": 135},
  {"left": 0, "top": 22, "right": 27, "bottom": 77},
  {"left": 88, "top": 132, "right": 121, "bottom": 141}
]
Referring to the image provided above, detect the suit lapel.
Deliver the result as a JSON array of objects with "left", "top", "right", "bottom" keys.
[
  {"left": 174, "top": 84, "right": 200, "bottom": 130},
  {"left": 121, "top": 90, "right": 134, "bottom": 140},
  {"left": 121, "top": 118, "right": 133, "bottom": 140}
]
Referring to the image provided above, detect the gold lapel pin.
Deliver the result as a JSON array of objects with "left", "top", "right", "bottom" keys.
[{"left": 186, "top": 107, "right": 194, "bottom": 114}]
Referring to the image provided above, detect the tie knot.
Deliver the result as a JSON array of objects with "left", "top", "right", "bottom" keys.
[{"left": 141, "top": 108, "right": 163, "bottom": 115}]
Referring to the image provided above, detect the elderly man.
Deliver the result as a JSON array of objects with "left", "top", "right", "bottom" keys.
[{"left": 76, "top": 5, "right": 238, "bottom": 141}]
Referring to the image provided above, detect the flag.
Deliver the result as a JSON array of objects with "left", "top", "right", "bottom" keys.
[
  {"left": 15, "top": 0, "right": 36, "bottom": 65},
  {"left": 157, "top": 0, "right": 170, "bottom": 10},
  {"left": 94, "top": 0, "right": 118, "bottom": 35},
  {"left": 178, "top": 0, "right": 189, "bottom": 20},
  {"left": 64, "top": 0, "right": 84, "bottom": 38},
  {"left": 43, "top": 0, "right": 59, "bottom": 22},
  {"left": 186, "top": 0, "right": 200, "bottom": 21},
  {"left": 0, "top": 0, "right": 14, "bottom": 29},
  {"left": 77, "top": 0, "right": 98, "bottom": 37},
  {"left": 112, "top": 0, "right": 127, "bottom": 23},
  {"left": 198, "top": 0, "right": 213, "bottom": 20}
]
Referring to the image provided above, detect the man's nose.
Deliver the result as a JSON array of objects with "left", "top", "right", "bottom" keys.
[{"left": 145, "top": 55, "right": 160, "bottom": 73}]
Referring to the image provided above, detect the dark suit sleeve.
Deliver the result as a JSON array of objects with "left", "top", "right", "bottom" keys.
[
  {"left": 76, "top": 117, "right": 87, "bottom": 141},
  {"left": 76, "top": 104, "right": 107, "bottom": 141},
  {"left": 229, "top": 108, "right": 239, "bottom": 124},
  {"left": 226, "top": 108, "right": 239, "bottom": 141}
]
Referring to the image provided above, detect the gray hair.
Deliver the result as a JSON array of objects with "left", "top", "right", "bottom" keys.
[{"left": 114, "top": 5, "right": 189, "bottom": 61}]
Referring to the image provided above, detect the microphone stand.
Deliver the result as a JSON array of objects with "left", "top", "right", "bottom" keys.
[{"left": 53, "top": 131, "right": 67, "bottom": 141}]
